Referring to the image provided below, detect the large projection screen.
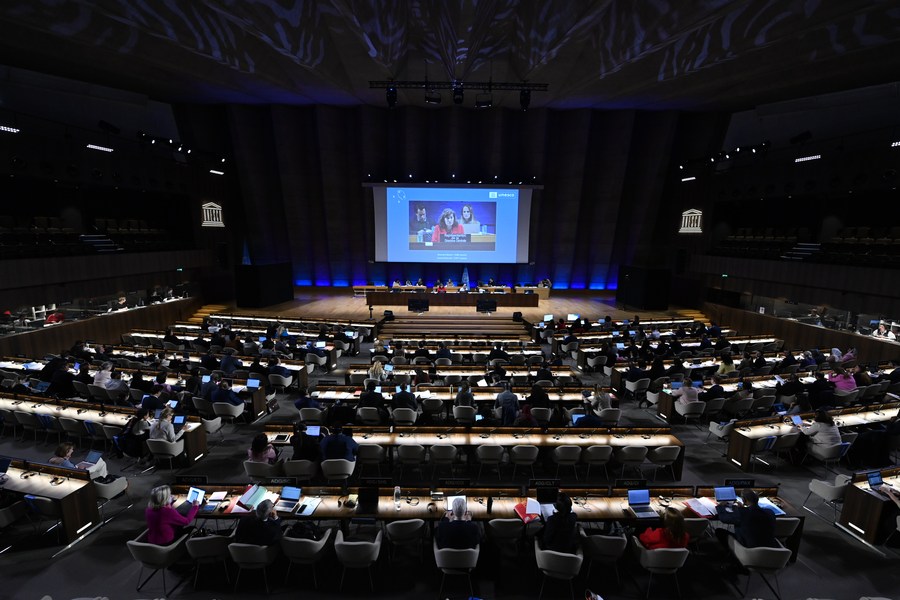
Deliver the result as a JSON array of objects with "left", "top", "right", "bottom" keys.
[{"left": 370, "top": 184, "right": 534, "bottom": 263}]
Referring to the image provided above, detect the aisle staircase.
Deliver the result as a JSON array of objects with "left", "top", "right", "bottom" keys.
[{"left": 187, "top": 304, "right": 229, "bottom": 324}]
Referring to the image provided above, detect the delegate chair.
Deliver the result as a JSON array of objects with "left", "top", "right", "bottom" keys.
[
  {"left": 355, "top": 444, "right": 385, "bottom": 478},
  {"left": 580, "top": 529, "right": 627, "bottom": 586},
  {"left": 434, "top": 538, "right": 479, "bottom": 598},
  {"left": 127, "top": 529, "right": 191, "bottom": 596},
  {"left": 228, "top": 542, "right": 280, "bottom": 593},
  {"left": 534, "top": 538, "right": 584, "bottom": 600},
  {"left": 299, "top": 407, "right": 323, "bottom": 425},
  {"left": 212, "top": 401, "right": 245, "bottom": 430},
  {"left": 674, "top": 401, "right": 705, "bottom": 425},
  {"left": 146, "top": 438, "right": 185, "bottom": 470},
  {"left": 453, "top": 405, "right": 477, "bottom": 426},
  {"left": 283, "top": 459, "right": 317, "bottom": 483},
  {"left": 486, "top": 518, "right": 524, "bottom": 557},
  {"left": 186, "top": 530, "right": 235, "bottom": 589},
  {"left": 384, "top": 518, "right": 426, "bottom": 563},
  {"left": 268, "top": 373, "right": 293, "bottom": 392},
  {"left": 281, "top": 528, "right": 333, "bottom": 588},
  {"left": 335, "top": 529, "right": 382, "bottom": 592},
  {"left": 476, "top": 445, "right": 505, "bottom": 480},
  {"left": 728, "top": 537, "right": 793, "bottom": 600},
  {"left": 553, "top": 445, "right": 582, "bottom": 480},
  {"left": 509, "top": 445, "right": 539, "bottom": 480},
  {"left": 397, "top": 444, "right": 426, "bottom": 481},
  {"left": 321, "top": 459, "right": 355, "bottom": 485},
  {"left": 803, "top": 474, "right": 852, "bottom": 523},
  {"left": 392, "top": 408, "right": 417, "bottom": 426},
  {"left": 802, "top": 442, "right": 852, "bottom": 473},
  {"left": 646, "top": 446, "right": 681, "bottom": 481},
  {"left": 632, "top": 538, "right": 690, "bottom": 599},
  {"left": 429, "top": 444, "right": 458, "bottom": 479},
  {"left": 615, "top": 445, "right": 648, "bottom": 478},
  {"left": 583, "top": 445, "right": 613, "bottom": 480},
  {"left": 243, "top": 460, "right": 283, "bottom": 481}
]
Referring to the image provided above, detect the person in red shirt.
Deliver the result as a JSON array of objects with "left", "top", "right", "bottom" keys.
[
  {"left": 145, "top": 485, "right": 199, "bottom": 545},
  {"left": 431, "top": 208, "right": 464, "bottom": 241},
  {"left": 638, "top": 506, "right": 690, "bottom": 549}
]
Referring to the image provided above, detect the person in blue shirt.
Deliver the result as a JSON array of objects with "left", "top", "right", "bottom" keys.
[
  {"left": 219, "top": 352, "right": 243, "bottom": 375},
  {"left": 293, "top": 388, "right": 321, "bottom": 411},
  {"left": 267, "top": 357, "right": 291, "bottom": 378},
  {"left": 320, "top": 426, "right": 358, "bottom": 461}
]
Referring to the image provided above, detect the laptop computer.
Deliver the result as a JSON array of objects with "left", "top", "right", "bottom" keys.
[
  {"left": 615, "top": 342, "right": 625, "bottom": 351},
  {"left": 543, "top": 314, "right": 553, "bottom": 322},
  {"left": 567, "top": 313, "right": 580, "bottom": 322},
  {"left": 305, "top": 425, "right": 321, "bottom": 437},
  {"left": 446, "top": 494, "right": 468, "bottom": 515},
  {"left": 571, "top": 413, "right": 586, "bottom": 425},
  {"left": 791, "top": 415, "right": 803, "bottom": 427},
  {"left": 714, "top": 486, "right": 738, "bottom": 503},
  {"left": 201, "top": 375, "right": 211, "bottom": 384},
  {"left": 31, "top": 380, "right": 51, "bottom": 393},
  {"left": 315, "top": 341, "right": 326, "bottom": 349},
  {"left": 275, "top": 486, "right": 302, "bottom": 513},
  {"left": 356, "top": 486, "right": 380, "bottom": 514},
  {"left": 247, "top": 378, "right": 260, "bottom": 389},
  {"left": 475, "top": 414, "right": 485, "bottom": 422},
  {"left": 384, "top": 364, "right": 394, "bottom": 373},
  {"left": 179, "top": 486, "right": 206, "bottom": 515},
  {"left": 867, "top": 471, "right": 884, "bottom": 491},
  {"left": 627, "top": 489, "right": 658, "bottom": 519},
  {"left": 670, "top": 381, "right": 683, "bottom": 390}
]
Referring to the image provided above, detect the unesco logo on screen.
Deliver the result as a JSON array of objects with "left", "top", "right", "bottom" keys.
[{"left": 489, "top": 192, "right": 498, "bottom": 198}]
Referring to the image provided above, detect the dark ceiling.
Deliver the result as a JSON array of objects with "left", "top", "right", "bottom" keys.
[{"left": 1, "top": 1, "right": 900, "bottom": 111}]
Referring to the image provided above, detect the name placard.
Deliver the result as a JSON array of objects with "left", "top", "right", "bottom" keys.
[
  {"left": 265, "top": 477, "right": 297, "bottom": 486},
  {"left": 175, "top": 475, "right": 208, "bottom": 485},
  {"left": 724, "top": 478, "right": 756, "bottom": 488},
  {"left": 360, "top": 477, "right": 394, "bottom": 488},
  {"left": 438, "top": 478, "right": 471, "bottom": 489},
  {"left": 615, "top": 479, "right": 648, "bottom": 489},
  {"left": 529, "top": 478, "right": 561, "bottom": 489}
]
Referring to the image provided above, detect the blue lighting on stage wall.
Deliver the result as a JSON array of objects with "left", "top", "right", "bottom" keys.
[{"left": 295, "top": 279, "right": 312, "bottom": 286}]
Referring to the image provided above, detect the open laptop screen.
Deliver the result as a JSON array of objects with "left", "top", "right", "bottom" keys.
[
  {"left": 628, "top": 489, "right": 650, "bottom": 506},
  {"left": 867, "top": 471, "right": 883, "bottom": 487},
  {"left": 0, "top": 457, "right": 11, "bottom": 474},
  {"left": 714, "top": 486, "right": 737, "bottom": 502}
]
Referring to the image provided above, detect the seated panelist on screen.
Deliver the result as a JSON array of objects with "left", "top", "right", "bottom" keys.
[
  {"left": 432, "top": 208, "right": 464, "bottom": 241},
  {"left": 409, "top": 203, "right": 429, "bottom": 234},
  {"left": 459, "top": 203, "right": 481, "bottom": 234}
]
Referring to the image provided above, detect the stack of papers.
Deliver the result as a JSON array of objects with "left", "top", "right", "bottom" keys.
[
  {"left": 758, "top": 497, "right": 786, "bottom": 516},
  {"left": 683, "top": 497, "right": 717, "bottom": 517}
]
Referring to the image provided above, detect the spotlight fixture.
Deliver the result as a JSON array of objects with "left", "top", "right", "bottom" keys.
[
  {"left": 424, "top": 90, "right": 442, "bottom": 104},
  {"left": 519, "top": 89, "right": 530, "bottom": 111},
  {"left": 474, "top": 92, "right": 492, "bottom": 108},
  {"left": 0, "top": 125, "right": 21, "bottom": 133},
  {"left": 86, "top": 144, "right": 114, "bottom": 153},
  {"left": 209, "top": 169, "right": 225, "bottom": 175},
  {"left": 452, "top": 84, "right": 464, "bottom": 105},
  {"left": 386, "top": 85, "right": 398, "bottom": 108}
]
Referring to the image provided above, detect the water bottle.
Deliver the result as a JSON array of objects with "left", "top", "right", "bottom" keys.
[
  {"left": 416, "top": 231, "right": 423, "bottom": 243},
  {"left": 393, "top": 485, "right": 401, "bottom": 510},
  {"left": 481, "top": 224, "right": 487, "bottom": 234}
]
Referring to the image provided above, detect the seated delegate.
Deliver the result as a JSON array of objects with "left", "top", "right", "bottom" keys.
[
  {"left": 435, "top": 497, "right": 481, "bottom": 549},
  {"left": 145, "top": 485, "right": 199, "bottom": 545}
]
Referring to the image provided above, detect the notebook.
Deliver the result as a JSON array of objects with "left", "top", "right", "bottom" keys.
[
  {"left": 628, "top": 489, "right": 657, "bottom": 519},
  {"left": 714, "top": 486, "right": 737, "bottom": 503},
  {"left": 476, "top": 378, "right": 489, "bottom": 387},
  {"left": 274, "top": 486, "right": 302, "bottom": 513},
  {"left": 356, "top": 486, "right": 380, "bottom": 514}
]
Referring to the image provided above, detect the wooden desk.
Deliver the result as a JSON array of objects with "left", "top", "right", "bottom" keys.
[
  {"left": 312, "top": 386, "right": 608, "bottom": 409},
  {"left": 344, "top": 364, "right": 578, "bottom": 385},
  {"left": 365, "top": 292, "right": 539, "bottom": 307},
  {"left": 265, "top": 426, "right": 683, "bottom": 478},
  {"left": 514, "top": 286, "right": 550, "bottom": 299},
  {"left": 353, "top": 285, "right": 388, "bottom": 297},
  {"left": 725, "top": 404, "right": 900, "bottom": 471},
  {"left": 838, "top": 470, "right": 900, "bottom": 544},
  {"left": 3, "top": 462, "right": 99, "bottom": 543}
]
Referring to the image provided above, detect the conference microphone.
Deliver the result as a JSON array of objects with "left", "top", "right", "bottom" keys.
[
  {"left": 438, "top": 427, "right": 453, "bottom": 440},
  {"left": 480, "top": 427, "right": 498, "bottom": 439},
  {"left": 614, "top": 428, "right": 632, "bottom": 439}
]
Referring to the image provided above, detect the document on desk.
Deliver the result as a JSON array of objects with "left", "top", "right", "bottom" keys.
[
  {"left": 758, "top": 497, "right": 786, "bottom": 516},
  {"left": 418, "top": 390, "right": 432, "bottom": 398},
  {"left": 298, "top": 497, "right": 322, "bottom": 516},
  {"left": 683, "top": 497, "right": 717, "bottom": 518}
]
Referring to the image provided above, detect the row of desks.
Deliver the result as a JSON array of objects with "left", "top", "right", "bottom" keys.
[
  {"left": 0, "top": 393, "right": 210, "bottom": 463},
  {"left": 168, "top": 483, "right": 801, "bottom": 559},
  {"left": 344, "top": 364, "right": 579, "bottom": 385},
  {"left": 264, "top": 425, "right": 685, "bottom": 478},
  {"left": 366, "top": 291, "right": 540, "bottom": 307},
  {"left": 839, "top": 468, "right": 900, "bottom": 544},
  {"left": 309, "top": 385, "right": 607, "bottom": 408}
]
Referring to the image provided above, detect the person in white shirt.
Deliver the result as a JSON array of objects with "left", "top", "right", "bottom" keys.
[
  {"left": 872, "top": 323, "right": 896, "bottom": 340},
  {"left": 92, "top": 362, "right": 113, "bottom": 387},
  {"left": 671, "top": 379, "right": 700, "bottom": 404},
  {"left": 800, "top": 410, "right": 841, "bottom": 446}
]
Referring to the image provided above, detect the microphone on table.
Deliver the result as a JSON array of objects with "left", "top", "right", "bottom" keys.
[{"left": 480, "top": 427, "right": 498, "bottom": 439}]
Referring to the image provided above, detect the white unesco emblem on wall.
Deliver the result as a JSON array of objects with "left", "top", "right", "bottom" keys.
[
  {"left": 201, "top": 202, "right": 225, "bottom": 227},
  {"left": 679, "top": 209, "right": 702, "bottom": 234}
]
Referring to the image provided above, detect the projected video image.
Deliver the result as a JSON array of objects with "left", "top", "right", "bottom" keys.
[{"left": 408, "top": 201, "right": 497, "bottom": 250}]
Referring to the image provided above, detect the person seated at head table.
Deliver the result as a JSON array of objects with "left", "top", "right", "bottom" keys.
[
  {"left": 145, "top": 484, "right": 199, "bottom": 545},
  {"left": 539, "top": 493, "right": 579, "bottom": 553},
  {"left": 248, "top": 432, "right": 280, "bottom": 464},
  {"left": 639, "top": 506, "right": 690, "bottom": 549},
  {"left": 435, "top": 496, "right": 481, "bottom": 549},
  {"left": 872, "top": 323, "right": 896, "bottom": 340},
  {"left": 235, "top": 499, "right": 284, "bottom": 546},
  {"left": 459, "top": 203, "right": 481, "bottom": 234}
]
